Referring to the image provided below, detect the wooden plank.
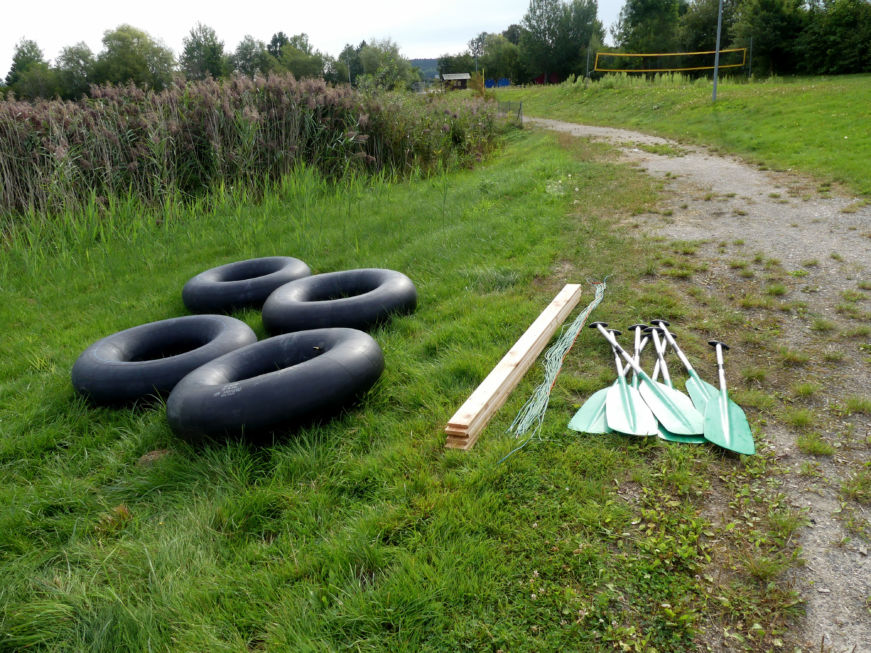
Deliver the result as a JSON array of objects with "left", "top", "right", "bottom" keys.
[
  {"left": 447, "top": 320, "right": 562, "bottom": 437},
  {"left": 444, "top": 284, "right": 583, "bottom": 449}
]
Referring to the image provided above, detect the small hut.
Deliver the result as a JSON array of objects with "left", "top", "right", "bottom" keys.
[{"left": 441, "top": 72, "right": 471, "bottom": 90}]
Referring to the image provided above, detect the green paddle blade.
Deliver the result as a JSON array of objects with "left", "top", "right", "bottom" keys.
[
  {"left": 568, "top": 386, "right": 613, "bottom": 434},
  {"left": 657, "top": 424, "right": 707, "bottom": 444},
  {"left": 637, "top": 374, "right": 704, "bottom": 435},
  {"left": 606, "top": 378, "right": 658, "bottom": 436},
  {"left": 704, "top": 395, "right": 755, "bottom": 454},
  {"left": 685, "top": 372, "right": 719, "bottom": 413}
]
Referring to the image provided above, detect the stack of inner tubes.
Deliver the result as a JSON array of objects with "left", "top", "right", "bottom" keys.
[{"left": 71, "top": 256, "right": 417, "bottom": 441}]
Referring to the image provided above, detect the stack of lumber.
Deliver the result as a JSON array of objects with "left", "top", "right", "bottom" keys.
[{"left": 444, "top": 284, "right": 583, "bottom": 450}]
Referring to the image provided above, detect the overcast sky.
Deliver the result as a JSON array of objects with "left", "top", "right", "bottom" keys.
[{"left": 1, "top": 0, "right": 624, "bottom": 79}]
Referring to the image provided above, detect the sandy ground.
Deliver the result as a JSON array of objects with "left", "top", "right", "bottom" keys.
[{"left": 528, "top": 117, "right": 871, "bottom": 653}]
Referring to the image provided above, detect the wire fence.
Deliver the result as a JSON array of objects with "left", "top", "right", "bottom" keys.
[{"left": 497, "top": 101, "right": 523, "bottom": 125}]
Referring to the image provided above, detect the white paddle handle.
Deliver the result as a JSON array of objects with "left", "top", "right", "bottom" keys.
[
  {"left": 649, "top": 328, "right": 672, "bottom": 386},
  {"left": 709, "top": 340, "right": 730, "bottom": 394},
  {"left": 591, "top": 323, "right": 643, "bottom": 374},
  {"left": 652, "top": 320, "right": 696, "bottom": 375}
]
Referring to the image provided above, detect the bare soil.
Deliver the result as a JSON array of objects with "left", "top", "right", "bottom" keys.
[{"left": 528, "top": 117, "right": 871, "bottom": 653}]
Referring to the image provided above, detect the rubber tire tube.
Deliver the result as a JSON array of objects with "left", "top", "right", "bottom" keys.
[
  {"left": 72, "top": 315, "right": 257, "bottom": 404},
  {"left": 166, "top": 328, "right": 385, "bottom": 440},
  {"left": 261, "top": 268, "right": 417, "bottom": 334},
  {"left": 182, "top": 256, "right": 311, "bottom": 313}
]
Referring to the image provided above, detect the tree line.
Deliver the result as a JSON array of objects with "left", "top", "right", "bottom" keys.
[
  {"left": 4, "top": 0, "right": 870, "bottom": 101},
  {"left": 2, "top": 24, "right": 419, "bottom": 100},
  {"left": 440, "top": 0, "right": 871, "bottom": 81}
]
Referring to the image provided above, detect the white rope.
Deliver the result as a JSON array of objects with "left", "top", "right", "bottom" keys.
[{"left": 500, "top": 280, "right": 607, "bottom": 461}]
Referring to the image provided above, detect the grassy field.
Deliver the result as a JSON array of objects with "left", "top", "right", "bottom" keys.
[
  {"left": 0, "top": 129, "right": 804, "bottom": 650},
  {"left": 497, "top": 74, "right": 871, "bottom": 196}
]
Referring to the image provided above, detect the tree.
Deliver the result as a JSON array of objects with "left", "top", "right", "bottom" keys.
[
  {"left": 437, "top": 52, "right": 475, "bottom": 76},
  {"left": 797, "top": 0, "right": 871, "bottom": 74},
  {"left": 180, "top": 23, "right": 228, "bottom": 80},
  {"left": 614, "top": 0, "right": 683, "bottom": 53},
  {"left": 267, "top": 32, "right": 290, "bottom": 59},
  {"left": 480, "top": 34, "right": 524, "bottom": 81},
  {"left": 503, "top": 24, "right": 526, "bottom": 44},
  {"left": 679, "top": 0, "right": 739, "bottom": 51},
  {"left": 93, "top": 25, "right": 175, "bottom": 90},
  {"left": 732, "top": 0, "right": 805, "bottom": 75},
  {"left": 231, "top": 35, "right": 276, "bottom": 78},
  {"left": 5, "top": 39, "right": 46, "bottom": 88},
  {"left": 468, "top": 32, "right": 488, "bottom": 70},
  {"left": 521, "top": 0, "right": 604, "bottom": 81},
  {"left": 55, "top": 42, "right": 95, "bottom": 99},
  {"left": 337, "top": 41, "right": 367, "bottom": 84},
  {"left": 357, "top": 39, "right": 419, "bottom": 90},
  {"left": 276, "top": 33, "right": 327, "bottom": 79},
  {"left": 13, "top": 62, "right": 60, "bottom": 99}
]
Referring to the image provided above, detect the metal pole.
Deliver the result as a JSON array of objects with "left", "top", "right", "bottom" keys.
[
  {"left": 712, "top": 0, "right": 724, "bottom": 101},
  {"left": 585, "top": 42, "right": 591, "bottom": 78},
  {"left": 748, "top": 36, "right": 753, "bottom": 78}
]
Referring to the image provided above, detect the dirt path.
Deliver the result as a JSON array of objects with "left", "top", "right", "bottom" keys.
[{"left": 528, "top": 117, "right": 871, "bottom": 652}]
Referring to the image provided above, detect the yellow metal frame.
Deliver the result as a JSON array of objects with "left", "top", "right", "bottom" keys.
[{"left": 594, "top": 48, "right": 747, "bottom": 73}]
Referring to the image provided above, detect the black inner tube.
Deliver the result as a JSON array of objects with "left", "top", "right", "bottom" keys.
[
  {"left": 214, "top": 258, "right": 288, "bottom": 282},
  {"left": 166, "top": 328, "right": 385, "bottom": 440},
  {"left": 127, "top": 334, "right": 213, "bottom": 362}
]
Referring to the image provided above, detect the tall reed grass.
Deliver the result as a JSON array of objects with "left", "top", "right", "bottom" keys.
[{"left": 0, "top": 75, "right": 497, "bottom": 224}]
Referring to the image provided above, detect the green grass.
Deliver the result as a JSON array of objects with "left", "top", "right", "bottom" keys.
[
  {"left": 0, "top": 124, "right": 815, "bottom": 650},
  {"left": 741, "top": 367, "right": 768, "bottom": 383},
  {"left": 731, "top": 388, "right": 776, "bottom": 411},
  {"left": 497, "top": 74, "right": 871, "bottom": 196},
  {"left": 792, "top": 382, "right": 820, "bottom": 398},
  {"left": 840, "top": 289, "right": 865, "bottom": 302},
  {"left": 779, "top": 348, "right": 810, "bottom": 366},
  {"left": 841, "top": 466, "right": 871, "bottom": 505},
  {"left": 636, "top": 142, "right": 686, "bottom": 157},
  {"left": 842, "top": 396, "right": 871, "bottom": 415},
  {"left": 810, "top": 317, "right": 836, "bottom": 333},
  {"left": 796, "top": 432, "right": 835, "bottom": 456},
  {"left": 785, "top": 409, "right": 815, "bottom": 429},
  {"left": 2, "top": 129, "right": 748, "bottom": 651}
]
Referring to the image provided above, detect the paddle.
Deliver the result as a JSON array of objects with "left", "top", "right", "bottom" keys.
[
  {"left": 703, "top": 340, "right": 755, "bottom": 455},
  {"left": 646, "top": 327, "right": 706, "bottom": 444},
  {"left": 627, "top": 324, "right": 648, "bottom": 389},
  {"left": 568, "top": 330, "right": 651, "bottom": 435},
  {"left": 591, "top": 322, "right": 704, "bottom": 436},
  {"left": 650, "top": 319, "right": 719, "bottom": 413},
  {"left": 601, "top": 329, "right": 658, "bottom": 436}
]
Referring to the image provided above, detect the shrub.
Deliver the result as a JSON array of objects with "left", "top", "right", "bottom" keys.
[{"left": 0, "top": 74, "right": 498, "bottom": 220}]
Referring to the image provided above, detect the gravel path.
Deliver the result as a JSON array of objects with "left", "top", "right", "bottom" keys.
[{"left": 527, "top": 117, "right": 871, "bottom": 652}]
